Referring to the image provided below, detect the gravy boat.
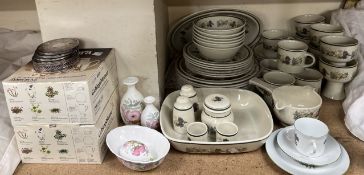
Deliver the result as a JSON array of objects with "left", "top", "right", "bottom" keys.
[{"left": 250, "top": 78, "right": 322, "bottom": 125}]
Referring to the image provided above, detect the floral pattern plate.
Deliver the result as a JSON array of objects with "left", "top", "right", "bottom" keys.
[
  {"left": 168, "top": 9, "right": 262, "bottom": 54},
  {"left": 160, "top": 88, "right": 273, "bottom": 153},
  {"left": 266, "top": 129, "right": 350, "bottom": 175}
]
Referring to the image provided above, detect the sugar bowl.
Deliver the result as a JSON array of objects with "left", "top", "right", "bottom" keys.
[{"left": 201, "top": 94, "right": 234, "bottom": 134}]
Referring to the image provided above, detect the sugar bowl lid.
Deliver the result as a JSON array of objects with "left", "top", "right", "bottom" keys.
[{"left": 204, "top": 94, "right": 231, "bottom": 111}]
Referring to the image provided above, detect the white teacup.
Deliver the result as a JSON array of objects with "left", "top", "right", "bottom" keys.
[
  {"left": 187, "top": 122, "right": 208, "bottom": 142},
  {"left": 294, "top": 68, "right": 323, "bottom": 93},
  {"left": 262, "top": 29, "right": 291, "bottom": 52},
  {"left": 277, "top": 40, "right": 316, "bottom": 74},
  {"left": 294, "top": 118, "right": 329, "bottom": 157},
  {"left": 216, "top": 122, "right": 238, "bottom": 142},
  {"left": 309, "top": 23, "right": 344, "bottom": 48},
  {"left": 293, "top": 14, "right": 325, "bottom": 37}
]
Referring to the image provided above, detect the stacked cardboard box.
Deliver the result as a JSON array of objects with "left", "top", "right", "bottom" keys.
[{"left": 3, "top": 48, "right": 120, "bottom": 164}]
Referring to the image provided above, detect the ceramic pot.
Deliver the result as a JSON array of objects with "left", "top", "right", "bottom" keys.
[
  {"left": 173, "top": 96, "right": 195, "bottom": 134},
  {"left": 320, "top": 35, "right": 359, "bottom": 66},
  {"left": 249, "top": 79, "right": 322, "bottom": 125},
  {"left": 121, "top": 77, "right": 144, "bottom": 125},
  {"left": 141, "top": 96, "right": 160, "bottom": 129},
  {"left": 201, "top": 94, "right": 234, "bottom": 134},
  {"left": 293, "top": 14, "right": 325, "bottom": 37},
  {"left": 318, "top": 57, "right": 358, "bottom": 100},
  {"left": 309, "top": 24, "right": 344, "bottom": 48}
]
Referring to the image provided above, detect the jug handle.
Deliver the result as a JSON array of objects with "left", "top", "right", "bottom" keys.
[{"left": 249, "top": 77, "right": 276, "bottom": 94}]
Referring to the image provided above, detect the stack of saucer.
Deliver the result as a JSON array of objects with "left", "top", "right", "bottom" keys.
[
  {"left": 192, "top": 16, "right": 246, "bottom": 61},
  {"left": 266, "top": 118, "right": 350, "bottom": 175},
  {"left": 32, "top": 38, "right": 80, "bottom": 73},
  {"left": 175, "top": 42, "right": 259, "bottom": 89}
]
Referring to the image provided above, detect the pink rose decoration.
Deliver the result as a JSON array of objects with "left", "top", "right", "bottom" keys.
[
  {"left": 132, "top": 145, "right": 146, "bottom": 156},
  {"left": 125, "top": 110, "right": 141, "bottom": 124},
  {"left": 146, "top": 120, "right": 159, "bottom": 129}
]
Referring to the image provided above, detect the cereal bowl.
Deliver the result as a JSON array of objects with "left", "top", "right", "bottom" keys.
[
  {"left": 106, "top": 125, "right": 170, "bottom": 171},
  {"left": 194, "top": 16, "right": 246, "bottom": 35},
  {"left": 320, "top": 35, "right": 359, "bottom": 65}
]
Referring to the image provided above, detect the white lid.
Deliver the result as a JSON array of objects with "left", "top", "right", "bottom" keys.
[
  {"left": 174, "top": 96, "right": 193, "bottom": 110},
  {"left": 123, "top": 76, "right": 139, "bottom": 86},
  {"left": 144, "top": 96, "right": 155, "bottom": 104},
  {"left": 204, "top": 94, "right": 231, "bottom": 111},
  {"left": 180, "top": 84, "right": 197, "bottom": 97}
]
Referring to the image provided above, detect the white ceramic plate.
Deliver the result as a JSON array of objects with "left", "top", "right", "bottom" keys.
[
  {"left": 266, "top": 129, "right": 350, "bottom": 175},
  {"left": 277, "top": 126, "right": 342, "bottom": 166},
  {"left": 168, "top": 9, "right": 261, "bottom": 53},
  {"left": 160, "top": 88, "right": 273, "bottom": 153}
]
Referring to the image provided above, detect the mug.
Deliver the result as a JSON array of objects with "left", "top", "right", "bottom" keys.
[
  {"left": 277, "top": 40, "right": 316, "bottom": 74},
  {"left": 294, "top": 68, "right": 323, "bottom": 93},
  {"left": 294, "top": 118, "right": 329, "bottom": 157},
  {"left": 309, "top": 23, "right": 344, "bottom": 48},
  {"left": 187, "top": 122, "right": 208, "bottom": 142},
  {"left": 216, "top": 122, "right": 238, "bottom": 142},
  {"left": 293, "top": 14, "right": 325, "bottom": 37}
]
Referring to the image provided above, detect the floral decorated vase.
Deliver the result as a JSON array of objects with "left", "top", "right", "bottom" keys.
[{"left": 121, "top": 77, "right": 144, "bottom": 125}]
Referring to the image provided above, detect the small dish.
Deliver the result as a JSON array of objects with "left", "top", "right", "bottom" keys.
[
  {"left": 266, "top": 129, "right": 350, "bottom": 175},
  {"left": 106, "top": 125, "right": 170, "bottom": 171},
  {"left": 160, "top": 88, "right": 273, "bottom": 153},
  {"left": 277, "top": 126, "right": 342, "bottom": 166}
]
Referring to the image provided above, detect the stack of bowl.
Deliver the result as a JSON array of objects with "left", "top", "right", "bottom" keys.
[{"left": 192, "top": 16, "right": 246, "bottom": 61}]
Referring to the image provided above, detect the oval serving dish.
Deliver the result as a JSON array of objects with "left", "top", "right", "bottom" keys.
[{"left": 160, "top": 88, "right": 273, "bottom": 153}]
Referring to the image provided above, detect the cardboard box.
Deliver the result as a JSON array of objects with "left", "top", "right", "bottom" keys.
[
  {"left": 14, "top": 89, "right": 120, "bottom": 164},
  {"left": 3, "top": 48, "right": 118, "bottom": 125}
]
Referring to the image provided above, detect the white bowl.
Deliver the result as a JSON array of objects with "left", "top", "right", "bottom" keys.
[
  {"left": 193, "top": 37, "right": 243, "bottom": 48},
  {"left": 106, "top": 125, "right": 170, "bottom": 171},
  {"left": 194, "top": 16, "right": 246, "bottom": 35},
  {"left": 193, "top": 28, "right": 246, "bottom": 42},
  {"left": 193, "top": 40, "right": 243, "bottom": 61},
  {"left": 320, "top": 35, "right": 359, "bottom": 63},
  {"left": 193, "top": 26, "right": 245, "bottom": 39},
  {"left": 193, "top": 32, "right": 245, "bottom": 45}
]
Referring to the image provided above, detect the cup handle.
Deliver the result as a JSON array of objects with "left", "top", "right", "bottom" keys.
[
  {"left": 304, "top": 53, "right": 316, "bottom": 68},
  {"left": 311, "top": 140, "right": 317, "bottom": 155}
]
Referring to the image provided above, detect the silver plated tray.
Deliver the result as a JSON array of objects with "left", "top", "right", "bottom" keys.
[
  {"left": 168, "top": 9, "right": 262, "bottom": 54},
  {"left": 160, "top": 88, "right": 273, "bottom": 153}
]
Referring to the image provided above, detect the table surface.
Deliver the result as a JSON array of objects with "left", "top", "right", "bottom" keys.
[{"left": 14, "top": 98, "right": 364, "bottom": 175}]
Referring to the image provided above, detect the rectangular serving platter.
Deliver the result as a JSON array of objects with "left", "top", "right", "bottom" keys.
[{"left": 160, "top": 88, "right": 273, "bottom": 153}]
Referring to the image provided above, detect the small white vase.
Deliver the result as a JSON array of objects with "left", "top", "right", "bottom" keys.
[
  {"left": 141, "top": 96, "right": 160, "bottom": 129},
  {"left": 120, "top": 77, "right": 144, "bottom": 125}
]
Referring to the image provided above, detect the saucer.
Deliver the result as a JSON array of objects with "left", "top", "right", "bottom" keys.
[
  {"left": 266, "top": 129, "right": 350, "bottom": 175},
  {"left": 253, "top": 43, "right": 277, "bottom": 60},
  {"left": 277, "top": 126, "right": 341, "bottom": 166}
]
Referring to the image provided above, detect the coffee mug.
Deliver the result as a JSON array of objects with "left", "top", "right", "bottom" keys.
[
  {"left": 294, "top": 118, "right": 329, "bottom": 157},
  {"left": 294, "top": 68, "right": 323, "bottom": 93},
  {"left": 277, "top": 40, "right": 316, "bottom": 74},
  {"left": 216, "top": 122, "right": 238, "bottom": 142},
  {"left": 187, "top": 122, "right": 208, "bottom": 142},
  {"left": 262, "top": 29, "right": 291, "bottom": 52},
  {"left": 293, "top": 14, "right": 325, "bottom": 37}
]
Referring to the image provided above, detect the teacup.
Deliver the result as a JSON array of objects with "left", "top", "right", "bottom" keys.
[
  {"left": 294, "top": 118, "right": 329, "bottom": 157},
  {"left": 320, "top": 35, "right": 359, "bottom": 66},
  {"left": 277, "top": 40, "right": 316, "bottom": 74},
  {"left": 216, "top": 122, "right": 238, "bottom": 142},
  {"left": 259, "top": 59, "right": 278, "bottom": 76},
  {"left": 249, "top": 78, "right": 322, "bottom": 125},
  {"left": 293, "top": 14, "right": 325, "bottom": 37},
  {"left": 262, "top": 29, "right": 291, "bottom": 52},
  {"left": 187, "top": 122, "right": 208, "bottom": 142},
  {"left": 294, "top": 68, "right": 323, "bottom": 93},
  {"left": 309, "top": 23, "right": 344, "bottom": 48}
]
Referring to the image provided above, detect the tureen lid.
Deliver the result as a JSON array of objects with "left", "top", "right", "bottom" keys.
[
  {"left": 180, "top": 84, "right": 197, "bottom": 97},
  {"left": 204, "top": 94, "right": 231, "bottom": 111}
]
